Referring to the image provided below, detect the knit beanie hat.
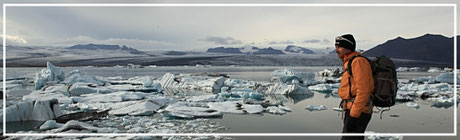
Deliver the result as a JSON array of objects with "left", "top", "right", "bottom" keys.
[{"left": 335, "top": 34, "right": 356, "bottom": 52}]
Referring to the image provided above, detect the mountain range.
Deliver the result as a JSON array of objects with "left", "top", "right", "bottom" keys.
[
  {"left": 69, "top": 43, "right": 144, "bottom": 54},
  {"left": 2, "top": 34, "right": 457, "bottom": 67}
]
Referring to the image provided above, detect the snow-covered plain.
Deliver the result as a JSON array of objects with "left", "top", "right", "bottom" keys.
[{"left": 1, "top": 63, "right": 458, "bottom": 140}]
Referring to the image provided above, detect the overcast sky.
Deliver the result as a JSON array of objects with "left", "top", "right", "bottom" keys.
[{"left": 1, "top": 0, "right": 458, "bottom": 51}]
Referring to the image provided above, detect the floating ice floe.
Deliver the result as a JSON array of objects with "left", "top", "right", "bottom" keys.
[
  {"left": 226, "top": 88, "right": 264, "bottom": 100},
  {"left": 208, "top": 101, "right": 245, "bottom": 114},
  {"left": 64, "top": 70, "right": 108, "bottom": 85},
  {"left": 1, "top": 99, "right": 62, "bottom": 122},
  {"left": 161, "top": 73, "right": 225, "bottom": 94},
  {"left": 23, "top": 90, "right": 73, "bottom": 104},
  {"left": 365, "top": 131, "right": 403, "bottom": 140},
  {"left": 396, "top": 67, "right": 408, "bottom": 72},
  {"left": 306, "top": 105, "right": 327, "bottom": 111},
  {"left": 187, "top": 94, "right": 223, "bottom": 102},
  {"left": 308, "top": 83, "right": 339, "bottom": 93},
  {"left": 68, "top": 82, "right": 114, "bottom": 96},
  {"left": 406, "top": 102, "right": 420, "bottom": 109},
  {"left": 72, "top": 91, "right": 147, "bottom": 103},
  {"left": 395, "top": 91, "right": 417, "bottom": 101},
  {"left": 427, "top": 67, "right": 444, "bottom": 73},
  {"left": 39, "top": 120, "right": 64, "bottom": 130},
  {"left": 224, "top": 78, "right": 256, "bottom": 88},
  {"left": 271, "top": 68, "right": 316, "bottom": 85},
  {"left": 52, "top": 120, "right": 101, "bottom": 133},
  {"left": 109, "top": 99, "right": 168, "bottom": 116},
  {"left": 256, "top": 82, "right": 311, "bottom": 95},
  {"left": 35, "top": 61, "right": 65, "bottom": 90},
  {"left": 163, "top": 102, "right": 223, "bottom": 119},
  {"left": 412, "top": 76, "right": 435, "bottom": 84},
  {"left": 435, "top": 72, "right": 459, "bottom": 84},
  {"left": 266, "top": 106, "right": 286, "bottom": 114},
  {"left": 241, "top": 104, "right": 264, "bottom": 114},
  {"left": 428, "top": 96, "right": 454, "bottom": 108}
]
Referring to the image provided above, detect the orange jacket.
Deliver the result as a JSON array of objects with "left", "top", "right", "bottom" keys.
[{"left": 338, "top": 51, "right": 374, "bottom": 118}]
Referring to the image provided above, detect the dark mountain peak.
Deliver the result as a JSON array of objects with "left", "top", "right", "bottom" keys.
[{"left": 363, "top": 34, "right": 453, "bottom": 65}]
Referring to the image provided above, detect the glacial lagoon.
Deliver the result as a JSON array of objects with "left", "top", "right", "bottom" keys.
[{"left": 1, "top": 66, "right": 458, "bottom": 140}]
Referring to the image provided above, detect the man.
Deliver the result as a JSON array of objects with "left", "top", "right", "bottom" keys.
[{"left": 335, "top": 34, "right": 374, "bottom": 140}]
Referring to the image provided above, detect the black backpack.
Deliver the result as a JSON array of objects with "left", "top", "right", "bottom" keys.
[{"left": 347, "top": 55, "right": 398, "bottom": 108}]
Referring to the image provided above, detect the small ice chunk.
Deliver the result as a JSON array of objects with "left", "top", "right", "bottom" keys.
[
  {"left": 164, "top": 105, "right": 223, "bottom": 119},
  {"left": 241, "top": 104, "right": 264, "bottom": 114},
  {"left": 208, "top": 101, "right": 245, "bottom": 114},
  {"left": 406, "top": 102, "right": 420, "bottom": 109},
  {"left": 306, "top": 105, "right": 327, "bottom": 111},
  {"left": 332, "top": 107, "right": 343, "bottom": 112},
  {"left": 266, "top": 106, "right": 286, "bottom": 114},
  {"left": 396, "top": 67, "right": 408, "bottom": 72},
  {"left": 54, "top": 120, "right": 100, "bottom": 133},
  {"left": 277, "top": 105, "right": 292, "bottom": 112},
  {"left": 308, "top": 84, "right": 338, "bottom": 93},
  {"left": 365, "top": 131, "right": 403, "bottom": 140},
  {"left": 428, "top": 96, "right": 454, "bottom": 108},
  {"left": 39, "top": 120, "right": 64, "bottom": 130}
]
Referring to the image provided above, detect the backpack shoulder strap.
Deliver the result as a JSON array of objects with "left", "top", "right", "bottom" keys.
[{"left": 347, "top": 55, "right": 361, "bottom": 78}]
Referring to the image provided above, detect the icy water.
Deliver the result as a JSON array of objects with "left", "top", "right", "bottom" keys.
[{"left": 2, "top": 66, "right": 458, "bottom": 140}]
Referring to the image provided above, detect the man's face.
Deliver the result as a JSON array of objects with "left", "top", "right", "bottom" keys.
[{"left": 335, "top": 45, "right": 351, "bottom": 58}]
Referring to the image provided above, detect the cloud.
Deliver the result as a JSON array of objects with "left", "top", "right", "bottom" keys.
[
  {"left": 202, "top": 36, "right": 242, "bottom": 45},
  {"left": 268, "top": 40, "right": 294, "bottom": 44},
  {"left": 322, "top": 39, "right": 330, "bottom": 44},
  {"left": 1, "top": 35, "right": 28, "bottom": 45}
]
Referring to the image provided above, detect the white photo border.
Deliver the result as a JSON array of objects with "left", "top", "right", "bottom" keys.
[{"left": 2, "top": 3, "right": 457, "bottom": 137}]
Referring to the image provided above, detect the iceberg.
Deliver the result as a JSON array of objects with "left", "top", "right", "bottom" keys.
[
  {"left": 161, "top": 73, "right": 225, "bottom": 94},
  {"left": 64, "top": 70, "right": 108, "bottom": 85},
  {"left": 306, "top": 105, "right": 327, "bottom": 111},
  {"left": 187, "top": 94, "right": 223, "bottom": 102},
  {"left": 1, "top": 99, "right": 62, "bottom": 122},
  {"left": 256, "top": 82, "right": 311, "bottom": 95},
  {"left": 34, "top": 61, "right": 65, "bottom": 90},
  {"left": 428, "top": 96, "right": 454, "bottom": 108},
  {"left": 271, "top": 68, "right": 316, "bottom": 85},
  {"left": 435, "top": 72, "right": 459, "bottom": 84},
  {"left": 318, "top": 68, "right": 341, "bottom": 77}
]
